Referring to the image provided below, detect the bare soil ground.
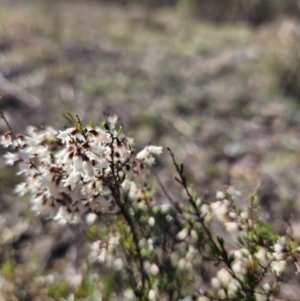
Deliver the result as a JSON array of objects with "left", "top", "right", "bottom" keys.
[{"left": 1, "top": 0, "right": 300, "bottom": 299}]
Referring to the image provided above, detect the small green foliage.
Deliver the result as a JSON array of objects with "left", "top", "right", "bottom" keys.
[
  {"left": 104, "top": 122, "right": 110, "bottom": 131},
  {"left": 178, "top": 162, "right": 184, "bottom": 174},
  {"left": 217, "top": 236, "right": 224, "bottom": 248},
  {"left": 117, "top": 125, "right": 123, "bottom": 138},
  {"left": 62, "top": 112, "right": 76, "bottom": 125},
  {"left": 76, "top": 122, "right": 83, "bottom": 132},
  {"left": 1, "top": 260, "right": 15, "bottom": 281},
  {"left": 48, "top": 280, "right": 69, "bottom": 299},
  {"left": 76, "top": 137, "right": 83, "bottom": 144},
  {"left": 75, "top": 278, "right": 95, "bottom": 298},
  {"left": 254, "top": 221, "right": 277, "bottom": 247},
  {"left": 174, "top": 176, "right": 181, "bottom": 184},
  {"left": 88, "top": 224, "right": 104, "bottom": 240},
  {"left": 89, "top": 120, "right": 96, "bottom": 129},
  {"left": 287, "top": 238, "right": 298, "bottom": 252}
]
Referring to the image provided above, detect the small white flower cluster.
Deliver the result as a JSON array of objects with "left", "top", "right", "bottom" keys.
[
  {"left": 210, "top": 244, "right": 285, "bottom": 299},
  {"left": 211, "top": 249, "right": 260, "bottom": 298},
  {"left": 89, "top": 233, "right": 128, "bottom": 273},
  {"left": 214, "top": 240, "right": 300, "bottom": 300},
  {"left": 210, "top": 188, "right": 246, "bottom": 233},
  {"left": 1, "top": 121, "right": 162, "bottom": 224},
  {"left": 194, "top": 186, "right": 300, "bottom": 299},
  {"left": 211, "top": 267, "right": 240, "bottom": 298}
]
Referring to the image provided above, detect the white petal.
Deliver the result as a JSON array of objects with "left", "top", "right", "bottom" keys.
[
  {"left": 3, "top": 152, "right": 19, "bottom": 165},
  {"left": 136, "top": 148, "right": 149, "bottom": 160},
  {"left": 18, "top": 150, "right": 31, "bottom": 162},
  {"left": 73, "top": 153, "right": 84, "bottom": 173},
  {"left": 57, "top": 128, "right": 73, "bottom": 140},
  {"left": 83, "top": 160, "right": 94, "bottom": 178},
  {"left": 64, "top": 170, "right": 80, "bottom": 188},
  {"left": 90, "top": 142, "right": 106, "bottom": 156},
  {"left": 148, "top": 145, "right": 163, "bottom": 154}
]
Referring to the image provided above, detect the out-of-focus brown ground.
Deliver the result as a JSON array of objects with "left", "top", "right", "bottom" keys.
[{"left": 1, "top": 0, "right": 300, "bottom": 299}]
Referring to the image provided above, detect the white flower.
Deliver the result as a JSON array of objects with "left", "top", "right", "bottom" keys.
[
  {"left": 57, "top": 128, "right": 74, "bottom": 141},
  {"left": 148, "top": 216, "right": 155, "bottom": 227},
  {"left": 216, "top": 191, "right": 225, "bottom": 199},
  {"left": 85, "top": 180, "right": 102, "bottom": 196},
  {"left": 94, "top": 158, "right": 108, "bottom": 170},
  {"left": 53, "top": 207, "right": 69, "bottom": 224},
  {"left": 136, "top": 145, "right": 162, "bottom": 166},
  {"left": 85, "top": 213, "right": 97, "bottom": 225},
  {"left": 18, "top": 149, "right": 31, "bottom": 162},
  {"left": 217, "top": 268, "right": 232, "bottom": 287},
  {"left": 147, "top": 239, "right": 154, "bottom": 251},
  {"left": 147, "top": 145, "right": 163, "bottom": 154},
  {"left": 273, "top": 237, "right": 286, "bottom": 253},
  {"left": 25, "top": 125, "right": 38, "bottom": 136},
  {"left": 31, "top": 195, "right": 58, "bottom": 217},
  {"left": 3, "top": 152, "right": 19, "bottom": 165},
  {"left": 16, "top": 161, "right": 31, "bottom": 176},
  {"left": 113, "top": 258, "right": 123, "bottom": 271},
  {"left": 150, "top": 263, "right": 159, "bottom": 275},
  {"left": 274, "top": 244, "right": 283, "bottom": 253},
  {"left": 136, "top": 148, "right": 148, "bottom": 160},
  {"left": 14, "top": 182, "right": 28, "bottom": 196},
  {"left": 228, "top": 211, "right": 238, "bottom": 219},
  {"left": 24, "top": 136, "right": 39, "bottom": 147},
  {"left": 89, "top": 142, "right": 106, "bottom": 156},
  {"left": 176, "top": 228, "right": 189, "bottom": 241},
  {"left": 148, "top": 289, "right": 157, "bottom": 301},
  {"left": 263, "top": 283, "right": 271, "bottom": 292},
  {"left": 240, "top": 211, "right": 249, "bottom": 219},
  {"left": 63, "top": 170, "right": 80, "bottom": 189},
  {"left": 115, "top": 143, "right": 131, "bottom": 158},
  {"left": 178, "top": 258, "right": 186, "bottom": 270},
  {"left": 160, "top": 203, "right": 172, "bottom": 213},
  {"left": 123, "top": 289, "right": 135, "bottom": 301},
  {"left": 144, "top": 156, "right": 155, "bottom": 166},
  {"left": 211, "top": 277, "right": 220, "bottom": 289},
  {"left": 271, "top": 260, "right": 286, "bottom": 276},
  {"left": 72, "top": 153, "right": 84, "bottom": 173},
  {"left": 121, "top": 178, "right": 131, "bottom": 191},
  {"left": 231, "top": 260, "right": 246, "bottom": 276},
  {"left": 82, "top": 159, "right": 94, "bottom": 178},
  {"left": 107, "top": 115, "right": 118, "bottom": 129},
  {"left": 36, "top": 146, "right": 50, "bottom": 157},
  {"left": 0, "top": 133, "right": 12, "bottom": 148},
  {"left": 128, "top": 181, "right": 143, "bottom": 201},
  {"left": 227, "top": 279, "right": 240, "bottom": 297},
  {"left": 210, "top": 200, "right": 230, "bottom": 222},
  {"left": 55, "top": 148, "right": 71, "bottom": 165}
]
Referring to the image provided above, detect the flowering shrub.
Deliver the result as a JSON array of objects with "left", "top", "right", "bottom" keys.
[
  {"left": 1, "top": 113, "right": 162, "bottom": 225},
  {"left": 1, "top": 112, "right": 300, "bottom": 301}
]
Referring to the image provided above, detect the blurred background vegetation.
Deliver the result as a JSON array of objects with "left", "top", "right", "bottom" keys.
[
  {"left": 127, "top": 0, "right": 300, "bottom": 25},
  {"left": 2, "top": 0, "right": 300, "bottom": 299}
]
